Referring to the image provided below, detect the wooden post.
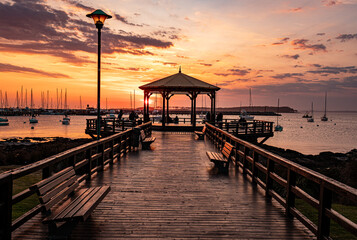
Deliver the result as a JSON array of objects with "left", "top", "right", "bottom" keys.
[
  {"left": 193, "top": 92, "right": 197, "bottom": 128},
  {"left": 243, "top": 146, "right": 249, "bottom": 175},
  {"left": 42, "top": 166, "right": 51, "bottom": 179},
  {"left": 0, "top": 173, "right": 12, "bottom": 240},
  {"left": 234, "top": 142, "right": 239, "bottom": 169},
  {"left": 252, "top": 151, "right": 258, "bottom": 185},
  {"left": 86, "top": 148, "right": 92, "bottom": 181},
  {"left": 143, "top": 91, "right": 147, "bottom": 122},
  {"left": 98, "top": 143, "right": 104, "bottom": 171},
  {"left": 110, "top": 140, "right": 114, "bottom": 165},
  {"left": 265, "top": 158, "right": 275, "bottom": 198},
  {"left": 317, "top": 183, "right": 332, "bottom": 239},
  {"left": 286, "top": 169, "right": 296, "bottom": 218},
  {"left": 161, "top": 91, "right": 166, "bottom": 127}
]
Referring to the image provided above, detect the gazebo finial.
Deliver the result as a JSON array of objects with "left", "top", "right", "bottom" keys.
[{"left": 179, "top": 66, "right": 181, "bottom": 73}]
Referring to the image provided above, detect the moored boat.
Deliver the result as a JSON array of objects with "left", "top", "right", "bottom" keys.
[{"left": 321, "top": 91, "right": 328, "bottom": 121}]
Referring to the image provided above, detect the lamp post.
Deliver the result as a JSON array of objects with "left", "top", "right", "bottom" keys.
[{"left": 86, "top": 9, "right": 112, "bottom": 140}]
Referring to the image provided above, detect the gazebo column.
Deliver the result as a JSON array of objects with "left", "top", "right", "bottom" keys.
[
  {"left": 192, "top": 92, "right": 198, "bottom": 127},
  {"left": 146, "top": 92, "right": 152, "bottom": 122},
  {"left": 207, "top": 91, "right": 216, "bottom": 122},
  {"left": 166, "top": 93, "right": 174, "bottom": 123},
  {"left": 143, "top": 91, "right": 148, "bottom": 122},
  {"left": 161, "top": 91, "right": 166, "bottom": 127},
  {"left": 186, "top": 93, "right": 193, "bottom": 124}
]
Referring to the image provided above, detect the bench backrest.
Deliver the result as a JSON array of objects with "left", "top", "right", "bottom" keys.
[
  {"left": 30, "top": 167, "right": 78, "bottom": 212},
  {"left": 222, "top": 142, "right": 234, "bottom": 159},
  {"left": 140, "top": 130, "right": 146, "bottom": 140}
]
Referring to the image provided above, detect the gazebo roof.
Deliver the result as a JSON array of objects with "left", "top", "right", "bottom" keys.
[{"left": 139, "top": 70, "right": 220, "bottom": 93}]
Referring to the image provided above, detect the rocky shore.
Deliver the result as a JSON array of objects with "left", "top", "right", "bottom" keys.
[{"left": 0, "top": 137, "right": 92, "bottom": 165}]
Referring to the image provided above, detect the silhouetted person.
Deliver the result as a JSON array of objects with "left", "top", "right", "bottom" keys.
[
  {"left": 118, "top": 109, "right": 123, "bottom": 120},
  {"left": 174, "top": 116, "right": 179, "bottom": 124},
  {"left": 129, "top": 111, "right": 135, "bottom": 121},
  {"left": 216, "top": 112, "right": 223, "bottom": 122}
]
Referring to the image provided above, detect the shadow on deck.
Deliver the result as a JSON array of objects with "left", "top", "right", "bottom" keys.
[{"left": 12, "top": 132, "right": 314, "bottom": 239}]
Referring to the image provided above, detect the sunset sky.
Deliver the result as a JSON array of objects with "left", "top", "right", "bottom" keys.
[{"left": 0, "top": 0, "right": 356, "bottom": 111}]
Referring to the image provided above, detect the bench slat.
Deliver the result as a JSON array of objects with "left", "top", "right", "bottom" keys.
[
  {"left": 56, "top": 187, "right": 99, "bottom": 220},
  {"left": 43, "top": 188, "right": 89, "bottom": 223},
  {"left": 40, "top": 175, "right": 77, "bottom": 204},
  {"left": 30, "top": 167, "right": 73, "bottom": 192},
  {"left": 73, "top": 186, "right": 111, "bottom": 221},
  {"left": 37, "top": 169, "right": 76, "bottom": 196},
  {"left": 44, "top": 181, "right": 79, "bottom": 211}
]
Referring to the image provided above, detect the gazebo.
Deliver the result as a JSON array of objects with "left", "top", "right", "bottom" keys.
[{"left": 139, "top": 68, "right": 220, "bottom": 128}]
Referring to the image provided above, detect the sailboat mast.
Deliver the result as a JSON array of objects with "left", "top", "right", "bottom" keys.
[
  {"left": 277, "top": 98, "right": 280, "bottom": 125},
  {"left": 324, "top": 92, "right": 327, "bottom": 116}
]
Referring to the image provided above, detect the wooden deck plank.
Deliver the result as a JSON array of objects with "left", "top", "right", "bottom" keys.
[{"left": 13, "top": 132, "right": 315, "bottom": 239}]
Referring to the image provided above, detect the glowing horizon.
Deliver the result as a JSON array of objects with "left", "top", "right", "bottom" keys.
[{"left": 0, "top": 0, "right": 356, "bottom": 111}]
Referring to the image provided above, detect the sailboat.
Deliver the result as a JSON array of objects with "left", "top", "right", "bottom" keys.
[
  {"left": 29, "top": 89, "right": 38, "bottom": 123},
  {"left": 307, "top": 102, "right": 314, "bottom": 122},
  {"left": 274, "top": 98, "right": 283, "bottom": 131},
  {"left": 321, "top": 92, "right": 328, "bottom": 121}
]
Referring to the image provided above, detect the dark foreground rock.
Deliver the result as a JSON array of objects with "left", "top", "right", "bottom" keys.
[
  {"left": 261, "top": 144, "right": 357, "bottom": 189},
  {"left": 0, "top": 137, "right": 92, "bottom": 165}
]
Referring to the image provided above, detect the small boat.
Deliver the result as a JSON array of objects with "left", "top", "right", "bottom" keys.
[
  {"left": 239, "top": 109, "right": 254, "bottom": 120},
  {"left": 29, "top": 114, "right": 38, "bottom": 123},
  {"left": 62, "top": 119, "right": 70, "bottom": 125},
  {"left": 63, "top": 114, "right": 70, "bottom": 121},
  {"left": 307, "top": 102, "right": 314, "bottom": 122},
  {"left": 274, "top": 98, "right": 283, "bottom": 131},
  {"left": 106, "top": 113, "right": 116, "bottom": 119},
  {"left": 302, "top": 112, "right": 312, "bottom": 118},
  {"left": 321, "top": 92, "right": 328, "bottom": 121},
  {"left": 0, "top": 117, "right": 9, "bottom": 122}
]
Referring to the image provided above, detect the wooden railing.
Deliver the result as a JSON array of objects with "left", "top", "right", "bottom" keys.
[
  {"left": 0, "top": 122, "right": 152, "bottom": 240},
  {"left": 205, "top": 123, "right": 357, "bottom": 240},
  {"left": 214, "top": 120, "right": 274, "bottom": 136},
  {"left": 86, "top": 119, "right": 144, "bottom": 136}
]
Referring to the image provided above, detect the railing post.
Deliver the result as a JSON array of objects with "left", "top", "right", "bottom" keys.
[
  {"left": 98, "top": 143, "right": 104, "bottom": 171},
  {"left": 265, "top": 158, "right": 274, "bottom": 198},
  {"left": 0, "top": 173, "right": 12, "bottom": 240},
  {"left": 252, "top": 151, "right": 258, "bottom": 185},
  {"left": 69, "top": 154, "right": 76, "bottom": 168},
  {"left": 86, "top": 148, "right": 92, "bottom": 181},
  {"left": 234, "top": 142, "right": 239, "bottom": 170},
  {"left": 317, "top": 183, "right": 332, "bottom": 239},
  {"left": 110, "top": 140, "right": 114, "bottom": 165},
  {"left": 42, "top": 166, "right": 52, "bottom": 179},
  {"left": 286, "top": 169, "right": 296, "bottom": 218},
  {"left": 243, "top": 146, "right": 249, "bottom": 175}
]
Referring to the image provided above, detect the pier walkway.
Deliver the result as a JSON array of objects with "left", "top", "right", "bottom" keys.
[{"left": 12, "top": 132, "right": 314, "bottom": 239}]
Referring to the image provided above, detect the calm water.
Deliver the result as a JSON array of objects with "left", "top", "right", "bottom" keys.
[{"left": 0, "top": 112, "right": 356, "bottom": 154}]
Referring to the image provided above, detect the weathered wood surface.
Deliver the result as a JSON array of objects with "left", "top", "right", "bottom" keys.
[{"left": 13, "top": 132, "right": 315, "bottom": 239}]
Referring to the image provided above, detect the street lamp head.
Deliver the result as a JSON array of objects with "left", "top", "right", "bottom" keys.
[{"left": 86, "top": 9, "right": 112, "bottom": 29}]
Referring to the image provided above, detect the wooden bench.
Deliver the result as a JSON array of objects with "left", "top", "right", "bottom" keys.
[
  {"left": 140, "top": 130, "right": 156, "bottom": 150},
  {"left": 30, "top": 167, "right": 110, "bottom": 234},
  {"left": 194, "top": 126, "right": 206, "bottom": 140},
  {"left": 206, "top": 142, "right": 234, "bottom": 171}
]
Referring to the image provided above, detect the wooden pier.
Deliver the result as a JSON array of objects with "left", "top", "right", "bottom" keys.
[
  {"left": 86, "top": 118, "right": 274, "bottom": 143},
  {"left": 1, "top": 122, "right": 356, "bottom": 239}
]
